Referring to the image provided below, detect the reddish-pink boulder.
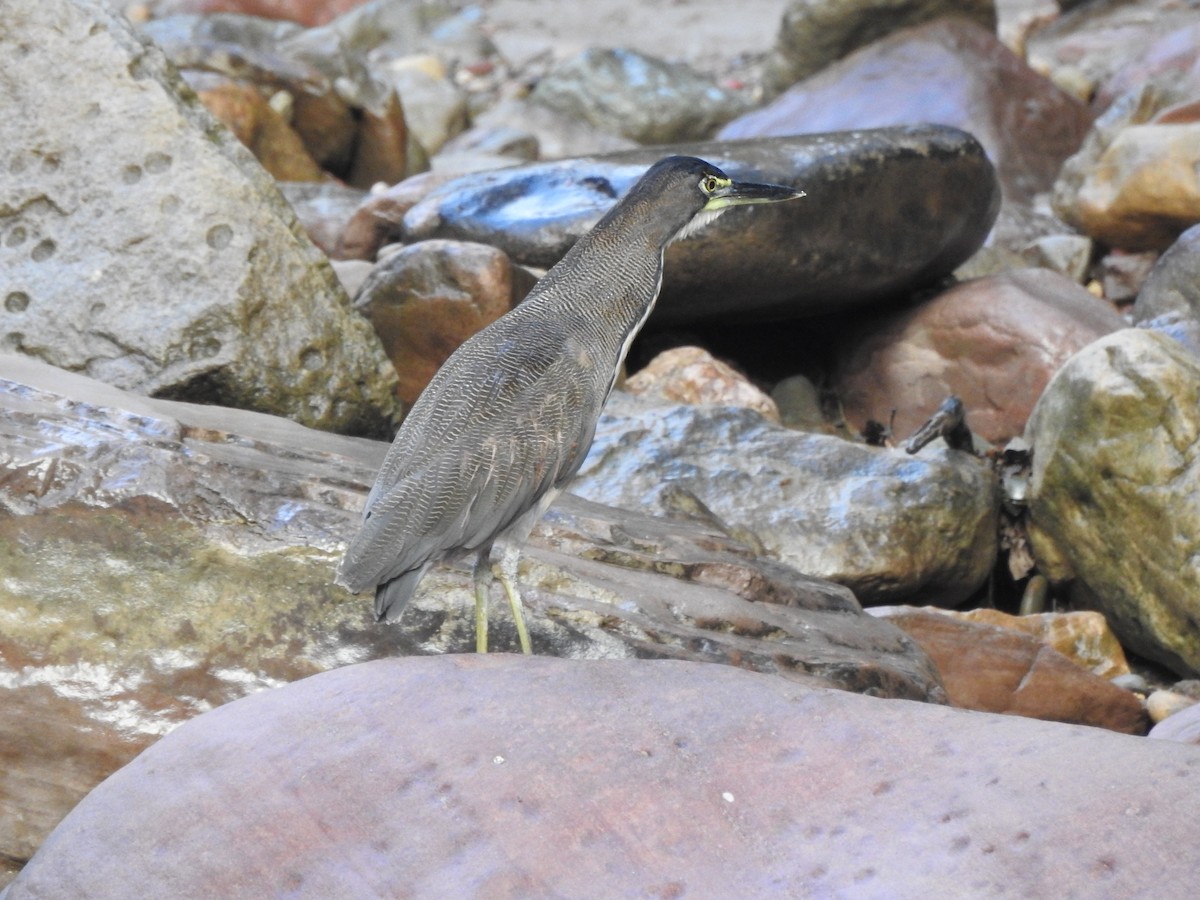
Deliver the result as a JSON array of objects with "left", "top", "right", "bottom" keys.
[
  {"left": 720, "top": 18, "right": 1091, "bottom": 204},
  {"left": 834, "top": 268, "right": 1127, "bottom": 444},
  {"left": 8, "top": 656, "right": 1199, "bottom": 898}
]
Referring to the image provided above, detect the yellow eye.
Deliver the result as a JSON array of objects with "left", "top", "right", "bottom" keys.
[{"left": 702, "top": 176, "right": 719, "bottom": 194}]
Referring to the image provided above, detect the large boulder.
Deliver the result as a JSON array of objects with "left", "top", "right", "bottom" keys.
[
  {"left": 833, "top": 268, "right": 1127, "bottom": 444},
  {"left": 402, "top": 126, "right": 1000, "bottom": 324},
  {"left": 722, "top": 18, "right": 1091, "bottom": 206},
  {"left": 573, "top": 392, "right": 999, "bottom": 606},
  {"left": 7, "top": 655, "right": 1199, "bottom": 898},
  {"left": 763, "top": 0, "right": 997, "bottom": 93},
  {"left": 0, "top": 0, "right": 399, "bottom": 434},
  {"left": 1027, "top": 329, "right": 1200, "bottom": 676}
]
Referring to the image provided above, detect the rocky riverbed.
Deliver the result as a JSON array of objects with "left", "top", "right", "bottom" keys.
[{"left": 4, "top": 0, "right": 1200, "bottom": 894}]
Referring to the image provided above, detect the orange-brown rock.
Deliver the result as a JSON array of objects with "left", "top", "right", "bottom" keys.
[
  {"left": 948, "top": 608, "right": 1130, "bottom": 679},
  {"left": 346, "top": 87, "right": 410, "bottom": 189},
  {"left": 626, "top": 346, "right": 780, "bottom": 422},
  {"left": 871, "top": 606, "right": 1147, "bottom": 734},
  {"left": 353, "top": 240, "right": 529, "bottom": 406},
  {"left": 193, "top": 79, "right": 326, "bottom": 182},
  {"left": 334, "top": 171, "right": 460, "bottom": 260}
]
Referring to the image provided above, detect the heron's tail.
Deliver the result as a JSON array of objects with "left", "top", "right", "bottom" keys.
[{"left": 374, "top": 564, "right": 430, "bottom": 622}]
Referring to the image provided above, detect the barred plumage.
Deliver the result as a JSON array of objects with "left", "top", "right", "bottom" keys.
[{"left": 337, "top": 156, "right": 802, "bottom": 652}]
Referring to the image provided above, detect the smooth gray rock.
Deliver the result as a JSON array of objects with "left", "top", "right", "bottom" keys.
[
  {"left": 403, "top": 126, "right": 1000, "bottom": 324},
  {"left": 764, "top": 0, "right": 997, "bottom": 93},
  {"left": 0, "top": 353, "right": 943, "bottom": 877},
  {"left": 1134, "top": 222, "right": 1200, "bottom": 326},
  {"left": 8, "top": 655, "right": 1200, "bottom": 899},
  {"left": 573, "top": 392, "right": 999, "bottom": 606},
  {"left": 278, "top": 181, "right": 368, "bottom": 256},
  {"left": 383, "top": 63, "right": 469, "bottom": 155},
  {"left": 1027, "top": 329, "right": 1200, "bottom": 676},
  {"left": 469, "top": 96, "right": 641, "bottom": 160},
  {"left": 0, "top": 0, "right": 400, "bottom": 435},
  {"left": 530, "top": 47, "right": 748, "bottom": 144}
]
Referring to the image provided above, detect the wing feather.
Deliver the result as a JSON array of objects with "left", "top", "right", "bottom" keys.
[{"left": 339, "top": 311, "right": 608, "bottom": 593}]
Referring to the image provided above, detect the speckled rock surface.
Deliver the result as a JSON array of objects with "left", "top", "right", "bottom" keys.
[
  {"left": 1027, "top": 329, "right": 1200, "bottom": 676},
  {"left": 8, "top": 655, "right": 1200, "bottom": 898},
  {"left": 0, "top": 0, "right": 400, "bottom": 434}
]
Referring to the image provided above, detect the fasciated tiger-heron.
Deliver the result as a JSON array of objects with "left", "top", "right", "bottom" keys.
[{"left": 338, "top": 156, "right": 803, "bottom": 653}]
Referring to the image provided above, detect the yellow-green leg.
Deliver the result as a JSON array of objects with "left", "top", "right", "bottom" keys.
[
  {"left": 470, "top": 544, "right": 532, "bottom": 654},
  {"left": 497, "top": 543, "right": 532, "bottom": 655},
  {"left": 472, "top": 552, "right": 492, "bottom": 653}
]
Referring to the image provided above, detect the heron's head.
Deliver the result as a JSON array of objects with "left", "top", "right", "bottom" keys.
[{"left": 627, "top": 156, "right": 805, "bottom": 244}]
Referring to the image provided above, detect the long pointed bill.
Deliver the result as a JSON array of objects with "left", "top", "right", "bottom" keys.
[{"left": 708, "top": 179, "right": 805, "bottom": 210}]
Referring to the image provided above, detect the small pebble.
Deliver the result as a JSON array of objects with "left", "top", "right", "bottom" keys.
[{"left": 1146, "top": 690, "right": 1199, "bottom": 724}]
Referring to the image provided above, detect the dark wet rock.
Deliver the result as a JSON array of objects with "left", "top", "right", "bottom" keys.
[
  {"left": 1135, "top": 223, "right": 1200, "bottom": 327},
  {"left": 869, "top": 606, "right": 1147, "bottom": 734},
  {"left": 403, "top": 126, "right": 1000, "bottom": 324},
  {"left": 278, "top": 181, "right": 368, "bottom": 256},
  {"left": 833, "top": 268, "right": 1127, "bottom": 445},
  {"left": 1026, "top": 329, "right": 1200, "bottom": 676},
  {"left": 763, "top": 0, "right": 997, "bottom": 94},
  {"left": 722, "top": 18, "right": 1091, "bottom": 206},
  {"left": 530, "top": 48, "right": 748, "bottom": 144},
  {"left": 10, "top": 655, "right": 1200, "bottom": 899},
  {"left": 0, "top": 353, "right": 943, "bottom": 876},
  {"left": 0, "top": 0, "right": 400, "bottom": 435},
  {"left": 572, "top": 392, "right": 999, "bottom": 606},
  {"left": 352, "top": 240, "right": 532, "bottom": 406}
]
